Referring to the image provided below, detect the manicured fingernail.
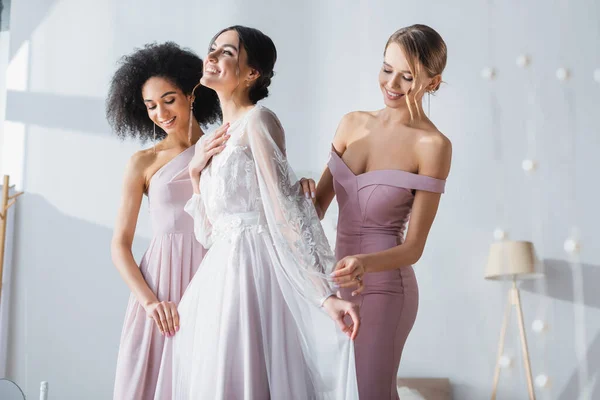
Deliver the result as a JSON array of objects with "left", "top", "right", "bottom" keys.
[
  {"left": 176, "top": 326, "right": 180, "bottom": 331},
  {"left": 305, "top": 192, "right": 310, "bottom": 199},
  {"left": 311, "top": 191, "right": 316, "bottom": 199}
]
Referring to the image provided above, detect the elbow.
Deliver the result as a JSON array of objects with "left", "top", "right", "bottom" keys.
[
  {"left": 110, "top": 237, "right": 131, "bottom": 267},
  {"left": 110, "top": 240, "right": 120, "bottom": 267},
  {"left": 410, "top": 250, "right": 423, "bottom": 265},
  {"left": 404, "top": 241, "right": 425, "bottom": 266}
]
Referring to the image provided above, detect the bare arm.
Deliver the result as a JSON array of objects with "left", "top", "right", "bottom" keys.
[
  {"left": 111, "top": 153, "right": 158, "bottom": 308},
  {"left": 111, "top": 153, "right": 180, "bottom": 337},
  {"left": 333, "top": 133, "right": 452, "bottom": 287}
]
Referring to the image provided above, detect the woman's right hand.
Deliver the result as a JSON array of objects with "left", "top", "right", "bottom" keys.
[
  {"left": 144, "top": 300, "right": 179, "bottom": 337},
  {"left": 189, "top": 122, "right": 230, "bottom": 176}
]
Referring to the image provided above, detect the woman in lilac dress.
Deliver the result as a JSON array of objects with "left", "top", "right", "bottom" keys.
[
  {"left": 302, "top": 24, "right": 452, "bottom": 399},
  {"left": 106, "top": 42, "right": 220, "bottom": 400}
]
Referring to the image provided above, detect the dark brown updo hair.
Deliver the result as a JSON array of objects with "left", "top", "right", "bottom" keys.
[{"left": 209, "top": 25, "right": 277, "bottom": 104}]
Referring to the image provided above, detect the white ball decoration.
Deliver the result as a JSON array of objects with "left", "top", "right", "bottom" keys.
[
  {"left": 516, "top": 55, "right": 530, "bottom": 68},
  {"left": 535, "top": 374, "right": 550, "bottom": 388},
  {"left": 556, "top": 67, "right": 570, "bottom": 81},
  {"left": 521, "top": 159, "right": 537, "bottom": 172},
  {"left": 532, "top": 319, "right": 546, "bottom": 333},
  {"left": 493, "top": 228, "right": 507, "bottom": 240},
  {"left": 498, "top": 355, "right": 512, "bottom": 368},
  {"left": 481, "top": 67, "right": 496, "bottom": 80},
  {"left": 564, "top": 238, "right": 580, "bottom": 254},
  {"left": 594, "top": 68, "right": 600, "bottom": 83}
]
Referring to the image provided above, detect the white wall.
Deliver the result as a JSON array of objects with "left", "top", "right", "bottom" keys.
[
  {"left": 0, "top": 0, "right": 11, "bottom": 172},
  {"left": 2, "top": 0, "right": 600, "bottom": 399}
]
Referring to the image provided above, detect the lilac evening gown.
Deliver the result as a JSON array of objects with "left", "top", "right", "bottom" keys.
[
  {"left": 329, "top": 149, "right": 446, "bottom": 400},
  {"left": 113, "top": 145, "right": 206, "bottom": 400}
]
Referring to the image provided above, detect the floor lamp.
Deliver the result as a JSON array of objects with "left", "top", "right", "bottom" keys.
[{"left": 486, "top": 240, "right": 542, "bottom": 400}]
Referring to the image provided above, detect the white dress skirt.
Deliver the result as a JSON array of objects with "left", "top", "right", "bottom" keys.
[{"left": 171, "top": 105, "right": 358, "bottom": 399}]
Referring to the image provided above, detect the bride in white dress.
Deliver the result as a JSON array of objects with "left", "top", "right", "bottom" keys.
[{"left": 172, "top": 26, "right": 361, "bottom": 399}]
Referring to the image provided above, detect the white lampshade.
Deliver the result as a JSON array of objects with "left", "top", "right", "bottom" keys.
[{"left": 485, "top": 240, "right": 542, "bottom": 280}]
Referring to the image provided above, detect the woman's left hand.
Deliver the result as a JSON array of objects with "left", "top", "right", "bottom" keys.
[
  {"left": 331, "top": 256, "right": 366, "bottom": 296},
  {"left": 298, "top": 177, "right": 316, "bottom": 201}
]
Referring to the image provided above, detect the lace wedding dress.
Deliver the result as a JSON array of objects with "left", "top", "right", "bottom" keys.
[{"left": 172, "top": 105, "right": 358, "bottom": 399}]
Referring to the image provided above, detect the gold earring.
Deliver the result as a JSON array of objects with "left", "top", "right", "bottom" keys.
[
  {"left": 188, "top": 101, "right": 194, "bottom": 145},
  {"left": 153, "top": 123, "right": 157, "bottom": 154},
  {"left": 188, "top": 81, "right": 201, "bottom": 146}
]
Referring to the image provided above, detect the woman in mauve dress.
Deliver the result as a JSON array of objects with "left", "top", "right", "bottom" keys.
[
  {"left": 106, "top": 42, "right": 220, "bottom": 400},
  {"left": 301, "top": 24, "right": 452, "bottom": 400}
]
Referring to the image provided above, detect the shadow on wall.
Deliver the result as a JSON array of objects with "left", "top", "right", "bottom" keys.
[
  {"left": 521, "top": 259, "right": 600, "bottom": 400},
  {"left": 7, "top": 0, "right": 57, "bottom": 59},
  {"left": 4, "top": 0, "right": 112, "bottom": 139},
  {"left": 5, "top": 91, "right": 110, "bottom": 137},
  {"left": 7, "top": 193, "right": 147, "bottom": 399}
]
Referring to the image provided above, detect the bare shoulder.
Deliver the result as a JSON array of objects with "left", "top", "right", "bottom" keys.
[
  {"left": 418, "top": 128, "right": 452, "bottom": 153},
  {"left": 333, "top": 111, "right": 377, "bottom": 151},
  {"left": 125, "top": 148, "right": 155, "bottom": 184},
  {"left": 340, "top": 110, "right": 376, "bottom": 129},
  {"left": 414, "top": 127, "right": 452, "bottom": 179}
]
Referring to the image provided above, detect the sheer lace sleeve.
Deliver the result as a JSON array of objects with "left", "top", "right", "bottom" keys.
[
  {"left": 184, "top": 193, "right": 213, "bottom": 248},
  {"left": 247, "top": 107, "right": 336, "bottom": 306},
  {"left": 184, "top": 137, "right": 214, "bottom": 248}
]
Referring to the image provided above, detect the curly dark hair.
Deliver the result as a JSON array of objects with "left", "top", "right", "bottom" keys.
[
  {"left": 209, "top": 26, "right": 277, "bottom": 104},
  {"left": 106, "top": 42, "right": 221, "bottom": 142}
]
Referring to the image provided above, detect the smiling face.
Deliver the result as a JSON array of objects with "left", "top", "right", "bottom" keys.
[
  {"left": 142, "top": 76, "right": 191, "bottom": 134},
  {"left": 379, "top": 42, "right": 439, "bottom": 111},
  {"left": 201, "top": 29, "right": 257, "bottom": 99}
]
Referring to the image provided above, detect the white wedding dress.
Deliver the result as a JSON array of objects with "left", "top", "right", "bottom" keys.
[{"left": 172, "top": 105, "right": 358, "bottom": 399}]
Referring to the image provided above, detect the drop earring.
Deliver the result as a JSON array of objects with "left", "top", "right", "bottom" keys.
[
  {"left": 188, "top": 81, "right": 202, "bottom": 146},
  {"left": 153, "top": 123, "right": 157, "bottom": 154},
  {"left": 187, "top": 102, "right": 194, "bottom": 145}
]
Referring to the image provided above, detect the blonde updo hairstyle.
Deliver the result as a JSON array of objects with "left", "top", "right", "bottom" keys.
[{"left": 385, "top": 24, "right": 447, "bottom": 119}]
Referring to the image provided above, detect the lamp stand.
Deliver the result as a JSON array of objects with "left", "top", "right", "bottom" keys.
[{"left": 491, "top": 277, "right": 536, "bottom": 400}]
